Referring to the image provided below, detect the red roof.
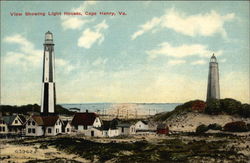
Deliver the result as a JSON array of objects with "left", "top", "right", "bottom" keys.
[
  {"left": 71, "top": 112, "right": 97, "bottom": 126},
  {"left": 31, "top": 115, "right": 59, "bottom": 126}
]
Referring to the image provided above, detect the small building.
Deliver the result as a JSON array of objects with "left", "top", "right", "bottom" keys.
[
  {"left": 0, "top": 115, "right": 26, "bottom": 134},
  {"left": 156, "top": 124, "right": 169, "bottom": 135},
  {"left": 62, "top": 120, "right": 72, "bottom": 134},
  {"left": 71, "top": 111, "right": 102, "bottom": 133},
  {"left": 117, "top": 123, "right": 136, "bottom": 135},
  {"left": 25, "top": 115, "right": 62, "bottom": 136},
  {"left": 135, "top": 120, "right": 149, "bottom": 132},
  {"left": 85, "top": 120, "right": 119, "bottom": 137}
]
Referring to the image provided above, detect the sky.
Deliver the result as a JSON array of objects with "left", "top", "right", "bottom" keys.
[{"left": 1, "top": 1, "right": 249, "bottom": 105}]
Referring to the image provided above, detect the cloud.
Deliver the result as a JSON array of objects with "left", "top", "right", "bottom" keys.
[
  {"left": 132, "top": 8, "right": 235, "bottom": 39},
  {"left": 78, "top": 20, "right": 109, "bottom": 48},
  {"left": 3, "top": 34, "right": 42, "bottom": 68},
  {"left": 4, "top": 34, "right": 75, "bottom": 73},
  {"left": 61, "top": 1, "right": 97, "bottom": 30},
  {"left": 92, "top": 57, "right": 108, "bottom": 66},
  {"left": 191, "top": 60, "right": 206, "bottom": 65},
  {"left": 146, "top": 42, "right": 222, "bottom": 58},
  {"left": 131, "top": 17, "right": 161, "bottom": 40},
  {"left": 168, "top": 59, "right": 186, "bottom": 66},
  {"left": 61, "top": 17, "right": 92, "bottom": 30},
  {"left": 56, "top": 58, "right": 76, "bottom": 73}
]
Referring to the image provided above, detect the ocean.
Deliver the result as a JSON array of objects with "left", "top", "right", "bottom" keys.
[{"left": 60, "top": 103, "right": 181, "bottom": 116}]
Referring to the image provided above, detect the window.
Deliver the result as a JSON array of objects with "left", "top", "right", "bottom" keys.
[
  {"left": 32, "top": 129, "right": 35, "bottom": 133},
  {"left": 0, "top": 127, "right": 2, "bottom": 131},
  {"left": 139, "top": 125, "right": 141, "bottom": 128},
  {"left": 56, "top": 129, "right": 59, "bottom": 133},
  {"left": 122, "top": 127, "right": 124, "bottom": 133},
  {"left": 3, "top": 127, "right": 5, "bottom": 132},
  {"left": 32, "top": 121, "right": 35, "bottom": 126},
  {"left": 48, "top": 128, "right": 52, "bottom": 133},
  {"left": 84, "top": 125, "right": 87, "bottom": 130},
  {"left": 67, "top": 128, "right": 70, "bottom": 132},
  {"left": 28, "top": 121, "right": 31, "bottom": 125},
  {"left": 28, "top": 128, "right": 31, "bottom": 133},
  {"left": 15, "top": 120, "right": 18, "bottom": 124}
]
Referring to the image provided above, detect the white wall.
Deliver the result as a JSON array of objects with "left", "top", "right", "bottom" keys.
[
  {"left": 108, "top": 129, "right": 119, "bottom": 137},
  {"left": 85, "top": 128, "right": 103, "bottom": 137},
  {"left": 11, "top": 116, "right": 23, "bottom": 126},
  {"left": 93, "top": 117, "right": 102, "bottom": 127},
  {"left": 0, "top": 123, "right": 8, "bottom": 133},
  {"left": 135, "top": 121, "right": 149, "bottom": 131},
  {"left": 130, "top": 125, "right": 136, "bottom": 134},
  {"left": 65, "top": 123, "right": 72, "bottom": 134},
  {"left": 118, "top": 127, "right": 130, "bottom": 135}
]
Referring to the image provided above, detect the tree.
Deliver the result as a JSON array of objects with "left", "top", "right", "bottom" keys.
[
  {"left": 205, "top": 99, "right": 221, "bottom": 115},
  {"left": 238, "top": 104, "right": 250, "bottom": 118},
  {"left": 220, "top": 98, "right": 241, "bottom": 115}
]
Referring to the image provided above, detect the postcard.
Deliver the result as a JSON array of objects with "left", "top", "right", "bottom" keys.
[{"left": 0, "top": 1, "right": 249, "bottom": 163}]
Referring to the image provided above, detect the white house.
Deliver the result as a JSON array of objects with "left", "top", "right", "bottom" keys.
[
  {"left": 71, "top": 111, "right": 102, "bottom": 133},
  {"left": 62, "top": 120, "right": 72, "bottom": 134},
  {"left": 25, "top": 115, "right": 62, "bottom": 136},
  {"left": 85, "top": 120, "right": 119, "bottom": 137},
  {"left": 0, "top": 119, "right": 8, "bottom": 134},
  {"left": 135, "top": 120, "right": 149, "bottom": 132},
  {"left": 117, "top": 123, "right": 136, "bottom": 135},
  {"left": 0, "top": 115, "right": 26, "bottom": 134}
]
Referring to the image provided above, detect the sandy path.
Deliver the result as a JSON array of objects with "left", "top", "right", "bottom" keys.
[{"left": 0, "top": 143, "right": 90, "bottom": 163}]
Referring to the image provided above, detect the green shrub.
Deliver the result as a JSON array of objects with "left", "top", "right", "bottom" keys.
[
  {"left": 196, "top": 124, "right": 209, "bottom": 134},
  {"left": 208, "top": 123, "right": 222, "bottom": 130},
  {"left": 205, "top": 99, "right": 221, "bottom": 115},
  {"left": 223, "top": 121, "right": 248, "bottom": 132}
]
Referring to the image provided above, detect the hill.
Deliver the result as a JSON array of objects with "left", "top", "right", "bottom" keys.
[
  {"left": 0, "top": 104, "right": 74, "bottom": 116},
  {"left": 153, "top": 98, "right": 250, "bottom": 122}
]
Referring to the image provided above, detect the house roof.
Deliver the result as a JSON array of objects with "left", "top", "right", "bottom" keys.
[
  {"left": 101, "top": 120, "right": 117, "bottom": 130},
  {"left": 141, "top": 120, "right": 148, "bottom": 125},
  {"left": 2, "top": 115, "right": 16, "bottom": 125},
  {"left": 117, "top": 123, "right": 131, "bottom": 128},
  {"left": 62, "top": 120, "right": 71, "bottom": 128},
  {"left": 71, "top": 112, "right": 97, "bottom": 126},
  {"left": 18, "top": 115, "right": 26, "bottom": 124},
  {"left": 31, "top": 115, "right": 59, "bottom": 126},
  {"left": 42, "top": 116, "right": 60, "bottom": 126}
]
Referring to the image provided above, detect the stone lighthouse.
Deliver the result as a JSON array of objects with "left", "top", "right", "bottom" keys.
[
  {"left": 41, "top": 31, "right": 56, "bottom": 115},
  {"left": 206, "top": 54, "right": 220, "bottom": 101}
]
